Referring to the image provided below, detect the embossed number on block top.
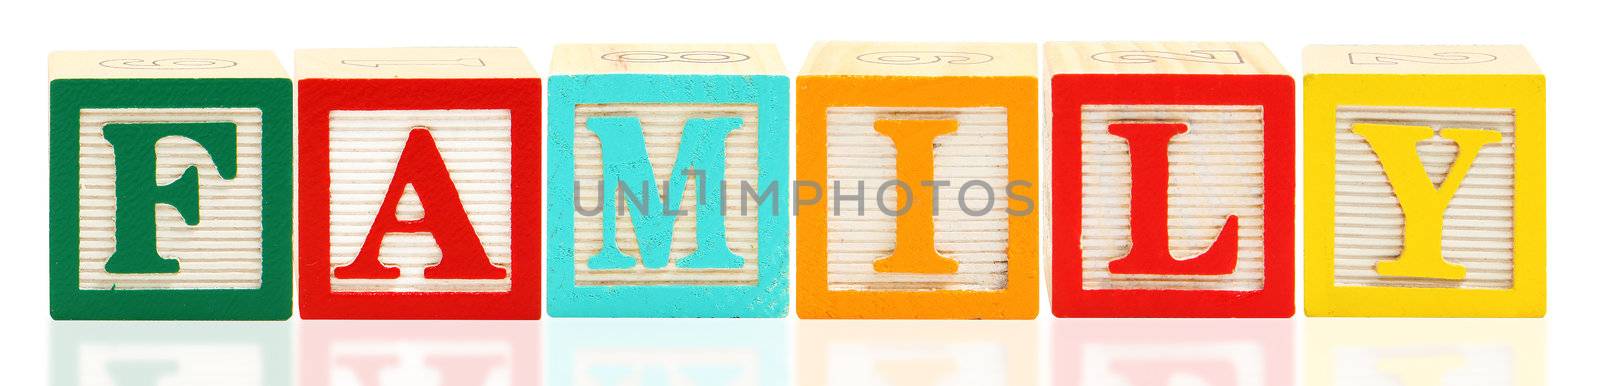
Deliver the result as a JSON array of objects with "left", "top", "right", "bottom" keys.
[
  {"left": 1304, "top": 45, "right": 1545, "bottom": 317},
  {"left": 546, "top": 44, "right": 790, "bottom": 317},
  {"left": 797, "top": 42, "right": 1039, "bottom": 319},
  {"left": 49, "top": 50, "right": 293, "bottom": 320},
  {"left": 1048, "top": 42, "right": 1295, "bottom": 318},
  {"left": 297, "top": 48, "right": 541, "bottom": 319}
]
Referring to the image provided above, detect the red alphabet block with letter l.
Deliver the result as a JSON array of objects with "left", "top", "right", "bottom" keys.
[
  {"left": 1048, "top": 42, "right": 1294, "bottom": 317},
  {"left": 297, "top": 48, "right": 541, "bottom": 319}
]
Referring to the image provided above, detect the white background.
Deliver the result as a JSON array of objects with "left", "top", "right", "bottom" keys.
[{"left": 2, "top": 0, "right": 1594, "bottom": 384}]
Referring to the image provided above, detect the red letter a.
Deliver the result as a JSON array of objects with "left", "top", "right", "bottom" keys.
[
  {"left": 334, "top": 128, "right": 506, "bottom": 280},
  {"left": 1107, "top": 123, "right": 1239, "bottom": 275}
]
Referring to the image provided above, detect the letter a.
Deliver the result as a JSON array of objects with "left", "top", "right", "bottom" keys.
[
  {"left": 334, "top": 128, "right": 505, "bottom": 280},
  {"left": 872, "top": 120, "right": 959, "bottom": 274},
  {"left": 1353, "top": 123, "right": 1502, "bottom": 280},
  {"left": 1107, "top": 123, "right": 1239, "bottom": 275}
]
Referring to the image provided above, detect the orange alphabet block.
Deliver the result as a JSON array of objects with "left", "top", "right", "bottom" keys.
[{"left": 796, "top": 42, "right": 1039, "bottom": 319}]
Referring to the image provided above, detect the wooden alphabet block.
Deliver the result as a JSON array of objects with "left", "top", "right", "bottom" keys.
[
  {"left": 1304, "top": 45, "right": 1545, "bottom": 317},
  {"left": 49, "top": 51, "right": 293, "bottom": 320},
  {"left": 796, "top": 42, "right": 1039, "bottom": 319},
  {"left": 1047, "top": 42, "right": 1295, "bottom": 318},
  {"left": 297, "top": 48, "right": 541, "bottom": 319},
  {"left": 546, "top": 44, "right": 790, "bottom": 317}
]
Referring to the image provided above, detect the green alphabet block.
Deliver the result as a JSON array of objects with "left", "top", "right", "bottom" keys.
[{"left": 49, "top": 51, "right": 293, "bottom": 320}]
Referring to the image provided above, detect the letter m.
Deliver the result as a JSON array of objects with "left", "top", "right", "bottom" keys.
[{"left": 584, "top": 116, "right": 745, "bottom": 270}]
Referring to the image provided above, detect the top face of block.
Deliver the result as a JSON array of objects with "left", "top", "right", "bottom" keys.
[
  {"left": 550, "top": 44, "right": 785, "bottom": 75},
  {"left": 800, "top": 41, "right": 1036, "bottom": 77},
  {"left": 1046, "top": 42, "right": 1286, "bottom": 75},
  {"left": 49, "top": 50, "right": 286, "bottom": 80},
  {"left": 1304, "top": 45, "right": 1540, "bottom": 75},
  {"left": 295, "top": 47, "right": 537, "bottom": 79}
]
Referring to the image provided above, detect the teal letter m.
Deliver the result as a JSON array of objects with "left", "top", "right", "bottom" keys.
[{"left": 585, "top": 116, "right": 745, "bottom": 270}]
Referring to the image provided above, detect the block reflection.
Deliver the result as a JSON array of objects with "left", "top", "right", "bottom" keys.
[
  {"left": 1054, "top": 319, "right": 1292, "bottom": 386},
  {"left": 1306, "top": 319, "right": 1545, "bottom": 386},
  {"left": 51, "top": 321, "right": 290, "bottom": 386},
  {"left": 300, "top": 320, "right": 539, "bottom": 386},
  {"left": 799, "top": 320, "right": 1038, "bottom": 386},
  {"left": 547, "top": 319, "right": 788, "bottom": 386}
]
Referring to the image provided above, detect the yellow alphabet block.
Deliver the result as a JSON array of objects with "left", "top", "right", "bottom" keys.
[{"left": 1303, "top": 45, "right": 1545, "bottom": 317}]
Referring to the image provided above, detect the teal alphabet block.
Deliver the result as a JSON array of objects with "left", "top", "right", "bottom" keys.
[{"left": 546, "top": 44, "right": 790, "bottom": 317}]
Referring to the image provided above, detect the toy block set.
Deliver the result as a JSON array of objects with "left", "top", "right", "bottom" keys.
[
  {"left": 545, "top": 44, "right": 790, "bottom": 317},
  {"left": 296, "top": 47, "right": 542, "bottom": 320},
  {"left": 45, "top": 42, "right": 1547, "bottom": 320},
  {"left": 1303, "top": 45, "right": 1545, "bottom": 317},
  {"left": 49, "top": 51, "right": 294, "bottom": 320},
  {"left": 1047, "top": 42, "right": 1295, "bottom": 318},
  {"left": 795, "top": 42, "right": 1040, "bottom": 319}
]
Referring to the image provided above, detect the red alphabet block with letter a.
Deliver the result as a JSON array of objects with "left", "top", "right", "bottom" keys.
[
  {"left": 297, "top": 48, "right": 541, "bottom": 319},
  {"left": 1048, "top": 42, "right": 1293, "bottom": 317}
]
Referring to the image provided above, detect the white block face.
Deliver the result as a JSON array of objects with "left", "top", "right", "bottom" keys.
[
  {"left": 824, "top": 342, "right": 1008, "bottom": 386},
  {"left": 78, "top": 108, "right": 264, "bottom": 290},
  {"left": 570, "top": 103, "right": 761, "bottom": 286},
  {"left": 571, "top": 348, "right": 763, "bottom": 386},
  {"left": 1332, "top": 106, "right": 1515, "bottom": 289},
  {"left": 328, "top": 340, "right": 515, "bottom": 386},
  {"left": 1078, "top": 342, "right": 1268, "bottom": 386},
  {"left": 824, "top": 107, "right": 1011, "bottom": 292},
  {"left": 77, "top": 342, "right": 265, "bottom": 386},
  {"left": 1332, "top": 345, "right": 1513, "bottom": 386},
  {"left": 327, "top": 109, "right": 513, "bottom": 293},
  {"left": 1079, "top": 105, "right": 1267, "bottom": 291}
]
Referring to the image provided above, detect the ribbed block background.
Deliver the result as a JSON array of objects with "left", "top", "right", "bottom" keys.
[
  {"left": 824, "top": 107, "right": 1011, "bottom": 292},
  {"left": 571, "top": 104, "right": 762, "bottom": 286},
  {"left": 1079, "top": 105, "right": 1267, "bottom": 291},
  {"left": 1333, "top": 106, "right": 1516, "bottom": 289},
  {"left": 327, "top": 109, "right": 513, "bottom": 293},
  {"left": 78, "top": 108, "right": 264, "bottom": 290}
]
